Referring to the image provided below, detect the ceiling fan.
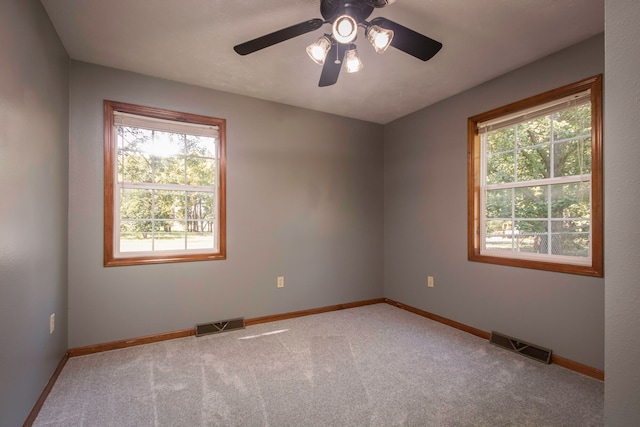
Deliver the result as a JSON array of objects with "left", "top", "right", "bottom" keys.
[{"left": 233, "top": 0, "right": 442, "bottom": 87}]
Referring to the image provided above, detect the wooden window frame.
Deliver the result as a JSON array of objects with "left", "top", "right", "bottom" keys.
[
  {"left": 467, "top": 75, "right": 603, "bottom": 277},
  {"left": 104, "top": 100, "right": 226, "bottom": 267}
]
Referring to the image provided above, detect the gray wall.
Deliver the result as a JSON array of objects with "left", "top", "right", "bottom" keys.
[
  {"left": 0, "top": 1, "right": 69, "bottom": 426},
  {"left": 383, "top": 34, "right": 605, "bottom": 370},
  {"left": 6, "top": 2, "right": 635, "bottom": 422},
  {"left": 604, "top": 0, "right": 640, "bottom": 423},
  {"left": 67, "top": 61, "right": 384, "bottom": 348}
]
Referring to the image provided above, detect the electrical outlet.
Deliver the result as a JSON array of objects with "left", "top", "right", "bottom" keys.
[
  {"left": 277, "top": 276, "right": 284, "bottom": 288},
  {"left": 50, "top": 313, "right": 55, "bottom": 334},
  {"left": 427, "top": 276, "right": 434, "bottom": 288}
]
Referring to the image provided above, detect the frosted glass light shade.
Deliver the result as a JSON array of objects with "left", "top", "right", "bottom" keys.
[
  {"left": 306, "top": 36, "right": 332, "bottom": 65},
  {"left": 366, "top": 25, "right": 394, "bottom": 54},
  {"left": 344, "top": 48, "right": 363, "bottom": 73}
]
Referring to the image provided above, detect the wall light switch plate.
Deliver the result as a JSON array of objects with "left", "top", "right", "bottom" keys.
[
  {"left": 277, "top": 276, "right": 284, "bottom": 288},
  {"left": 427, "top": 276, "right": 434, "bottom": 288},
  {"left": 50, "top": 313, "right": 55, "bottom": 334}
]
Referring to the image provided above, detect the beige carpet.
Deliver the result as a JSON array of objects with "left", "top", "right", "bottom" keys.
[{"left": 34, "top": 304, "right": 603, "bottom": 426}]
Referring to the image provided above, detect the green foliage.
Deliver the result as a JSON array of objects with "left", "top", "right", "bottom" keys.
[
  {"left": 486, "top": 127, "right": 514, "bottom": 153},
  {"left": 486, "top": 189, "right": 512, "bottom": 218},
  {"left": 486, "top": 152, "right": 515, "bottom": 184}
]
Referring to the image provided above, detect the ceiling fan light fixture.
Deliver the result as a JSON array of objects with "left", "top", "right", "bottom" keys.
[
  {"left": 233, "top": 0, "right": 443, "bottom": 88},
  {"left": 306, "top": 36, "right": 332, "bottom": 65},
  {"left": 366, "top": 25, "right": 394, "bottom": 54},
  {"left": 344, "top": 47, "right": 363, "bottom": 73},
  {"left": 332, "top": 15, "right": 358, "bottom": 44}
]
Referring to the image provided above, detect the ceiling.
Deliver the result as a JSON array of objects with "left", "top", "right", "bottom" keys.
[{"left": 41, "top": 0, "right": 603, "bottom": 124}]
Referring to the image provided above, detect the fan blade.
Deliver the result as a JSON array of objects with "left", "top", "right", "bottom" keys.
[
  {"left": 318, "top": 43, "right": 346, "bottom": 87},
  {"left": 369, "top": 17, "right": 442, "bottom": 61},
  {"left": 234, "top": 19, "right": 324, "bottom": 55}
]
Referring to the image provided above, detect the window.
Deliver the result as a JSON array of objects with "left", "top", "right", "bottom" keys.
[
  {"left": 104, "top": 100, "right": 226, "bottom": 266},
  {"left": 468, "top": 75, "right": 602, "bottom": 276}
]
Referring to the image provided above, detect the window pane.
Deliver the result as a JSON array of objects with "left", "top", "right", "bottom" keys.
[
  {"left": 553, "top": 138, "right": 591, "bottom": 177},
  {"left": 517, "top": 145, "right": 550, "bottom": 181},
  {"left": 154, "top": 224, "right": 187, "bottom": 251},
  {"left": 486, "top": 127, "right": 515, "bottom": 154},
  {"left": 486, "top": 189, "right": 512, "bottom": 218},
  {"left": 120, "top": 220, "right": 153, "bottom": 252},
  {"left": 186, "top": 192, "right": 215, "bottom": 250},
  {"left": 186, "top": 192, "right": 215, "bottom": 221},
  {"left": 550, "top": 218, "right": 590, "bottom": 257},
  {"left": 553, "top": 104, "right": 591, "bottom": 140},
  {"left": 517, "top": 116, "right": 551, "bottom": 148},
  {"left": 550, "top": 232, "right": 590, "bottom": 257},
  {"left": 484, "top": 220, "right": 514, "bottom": 252},
  {"left": 118, "top": 126, "right": 152, "bottom": 152},
  {"left": 551, "top": 219, "right": 590, "bottom": 233},
  {"left": 119, "top": 151, "right": 152, "bottom": 183},
  {"left": 514, "top": 220, "right": 548, "bottom": 253},
  {"left": 514, "top": 232, "right": 548, "bottom": 254},
  {"left": 551, "top": 182, "right": 590, "bottom": 218},
  {"left": 154, "top": 190, "right": 184, "bottom": 220},
  {"left": 487, "top": 152, "right": 515, "bottom": 184},
  {"left": 186, "top": 157, "right": 216, "bottom": 185},
  {"left": 187, "top": 228, "right": 215, "bottom": 250},
  {"left": 187, "top": 135, "right": 216, "bottom": 158},
  {"left": 153, "top": 156, "right": 185, "bottom": 185},
  {"left": 514, "top": 219, "right": 547, "bottom": 234},
  {"left": 514, "top": 186, "right": 547, "bottom": 218},
  {"left": 150, "top": 131, "right": 185, "bottom": 157},
  {"left": 121, "top": 189, "right": 152, "bottom": 219}
]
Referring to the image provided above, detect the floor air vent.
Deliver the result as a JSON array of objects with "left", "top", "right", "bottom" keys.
[
  {"left": 196, "top": 318, "right": 245, "bottom": 337},
  {"left": 489, "top": 331, "right": 552, "bottom": 364}
]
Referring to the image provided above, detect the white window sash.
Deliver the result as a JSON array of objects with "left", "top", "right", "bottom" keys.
[
  {"left": 478, "top": 98, "right": 593, "bottom": 262},
  {"left": 112, "top": 112, "right": 220, "bottom": 257}
]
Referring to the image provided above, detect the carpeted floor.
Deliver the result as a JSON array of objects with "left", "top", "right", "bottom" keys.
[{"left": 34, "top": 303, "right": 603, "bottom": 426}]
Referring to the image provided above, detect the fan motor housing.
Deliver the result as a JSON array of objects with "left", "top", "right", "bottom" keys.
[{"left": 320, "top": 0, "right": 375, "bottom": 22}]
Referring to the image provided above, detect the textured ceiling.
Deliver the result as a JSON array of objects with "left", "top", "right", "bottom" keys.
[{"left": 41, "top": 0, "right": 603, "bottom": 124}]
